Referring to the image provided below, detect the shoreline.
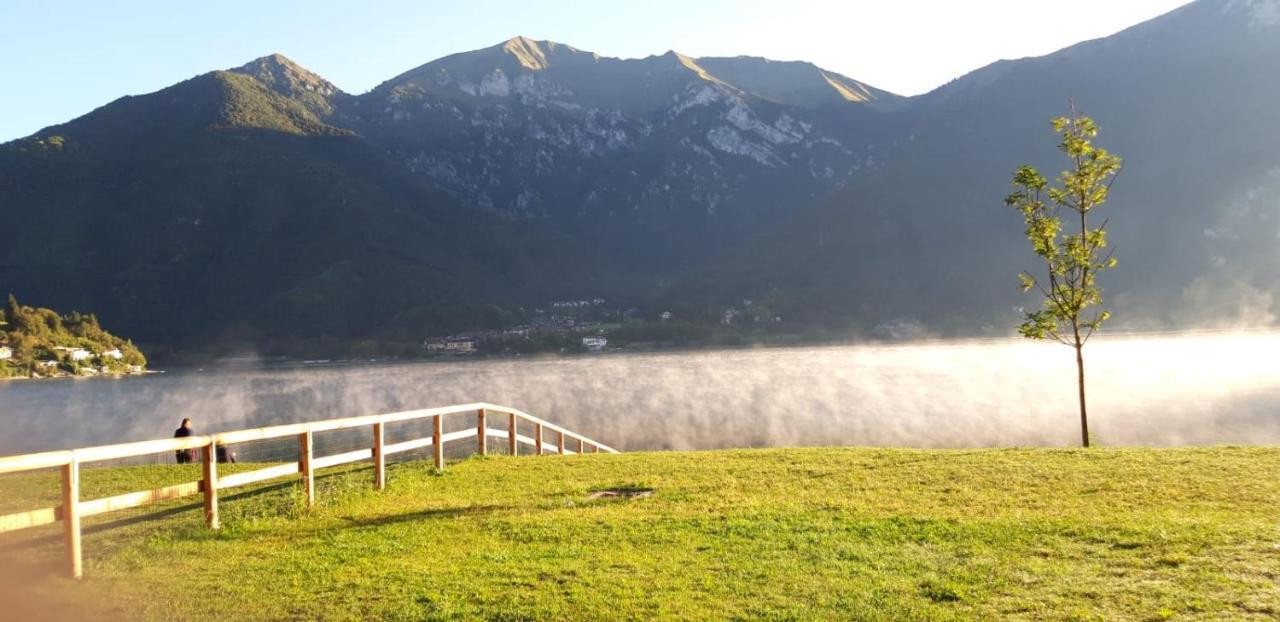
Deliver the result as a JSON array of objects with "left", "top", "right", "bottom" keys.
[
  {"left": 149, "top": 325, "right": 1280, "bottom": 370},
  {"left": 0, "top": 369, "right": 160, "bottom": 382}
]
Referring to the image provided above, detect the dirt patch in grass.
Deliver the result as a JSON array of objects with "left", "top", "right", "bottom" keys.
[{"left": 586, "top": 486, "right": 654, "bottom": 501}]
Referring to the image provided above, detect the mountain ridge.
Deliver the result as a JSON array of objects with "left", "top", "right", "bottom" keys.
[
  {"left": 363, "top": 36, "right": 903, "bottom": 114},
  {"left": 674, "top": 0, "right": 1280, "bottom": 333},
  {"left": 2, "top": 0, "right": 1278, "bottom": 354}
]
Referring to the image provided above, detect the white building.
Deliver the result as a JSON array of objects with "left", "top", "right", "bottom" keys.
[
  {"left": 445, "top": 340, "right": 476, "bottom": 354},
  {"left": 0, "top": 346, "right": 11, "bottom": 360},
  {"left": 50, "top": 346, "right": 94, "bottom": 361},
  {"left": 102, "top": 348, "right": 123, "bottom": 360},
  {"left": 582, "top": 336, "right": 608, "bottom": 351}
]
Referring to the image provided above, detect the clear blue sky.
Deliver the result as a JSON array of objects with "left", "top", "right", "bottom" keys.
[{"left": 2, "top": 0, "right": 1192, "bottom": 142}]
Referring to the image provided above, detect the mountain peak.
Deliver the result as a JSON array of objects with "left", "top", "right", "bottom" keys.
[
  {"left": 494, "top": 36, "right": 597, "bottom": 70},
  {"left": 499, "top": 36, "right": 550, "bottom": 70},
  {"left": 231, "top": 53, "right": 341, "bottom": 99},
  {"left": 258, "top": 52, "right": 298, "bottom": 67}
]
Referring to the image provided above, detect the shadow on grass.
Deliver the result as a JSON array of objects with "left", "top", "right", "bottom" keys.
[
  {"left": 334, "top": 504, "right": 509, "bottom": 531},
  {"left": 0, "top": 466, "right": 376, "bottom": 555},
  {"left": 0, "top": 457, "right": 524, "bottom": 585}
]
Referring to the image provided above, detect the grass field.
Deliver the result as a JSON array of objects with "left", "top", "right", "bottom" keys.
[{"left": 2, "top": 447, "right": 1277, "bottom": 621}]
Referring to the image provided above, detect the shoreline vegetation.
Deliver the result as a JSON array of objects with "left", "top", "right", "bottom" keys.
[{"left": 0, "top": 294, "right": 146, "bottom": 380}]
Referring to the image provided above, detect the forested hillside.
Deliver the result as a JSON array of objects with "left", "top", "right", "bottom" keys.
[
  {"left": 2, "top": 0, "right": 1277, "bottom": 355},
  {"left": 0, "top": 294, "right": 146, "bottom": 378}
]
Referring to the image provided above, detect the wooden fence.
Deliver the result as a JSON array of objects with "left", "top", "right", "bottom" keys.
[{"left": 0, "top": 402, "right": 617, "bottom": 578}]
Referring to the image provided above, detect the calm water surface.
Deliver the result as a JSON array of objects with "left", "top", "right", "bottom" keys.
[{"left": 1, "top": 332, "right": 1277, "bottom": 455}]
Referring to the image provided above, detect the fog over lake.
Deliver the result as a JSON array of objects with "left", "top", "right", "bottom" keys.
[{"left": 1, "top": 330, "right": 1277, "bottom": 455}]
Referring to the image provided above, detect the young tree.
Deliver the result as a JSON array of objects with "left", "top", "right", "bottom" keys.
[
  {"left": 1005, "top": 106, "right": 1122, "bottom": 447},
  {"left": 6, "top": 294, "right": 20, "bottom": 327}
]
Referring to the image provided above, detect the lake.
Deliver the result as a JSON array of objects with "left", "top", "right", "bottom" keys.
[{"left": 1, "top": 330, "right": 1277, "bottom": 455}]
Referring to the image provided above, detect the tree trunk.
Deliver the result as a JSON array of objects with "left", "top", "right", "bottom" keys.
[{"left": 1076, "top": 343, "right": 1089, "bottom": 447}]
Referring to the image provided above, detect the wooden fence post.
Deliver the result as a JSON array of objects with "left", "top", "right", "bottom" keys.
[
  {"left": 299, "top": 431, "right": 315, "bottom": 507},
  {"left": 0, "top": 403, "right": 617, "bottom": 582},
  {"left": 508, "top": 413, "right": 518, "bottom": 456},
  {"left": 372, "top": 422, "right": 385, "bottom": 491},
  {"left": 61, "top": 459, "right": 82, "bottom": 579},
  {"left": 433, "top": 414, "right": 444, "bottom": 470},
  {"left": 202, "top": 441, "right": 220, "bottom": 529},
  {"left": 477, "top": 409, "right": 487, "bottom": 456}
]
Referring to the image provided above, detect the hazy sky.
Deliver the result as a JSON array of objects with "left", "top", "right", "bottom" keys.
[{"left": 2, "top": 0, "right": 1192, "bottom": 142}]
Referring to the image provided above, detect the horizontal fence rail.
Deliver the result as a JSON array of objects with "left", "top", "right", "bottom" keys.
[{"left": 0, "top": 403, "right": 617, "bottom": 578}]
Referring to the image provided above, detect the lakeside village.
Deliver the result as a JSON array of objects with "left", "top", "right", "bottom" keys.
[
  {"left": 0, "top": 295, "right": 147, "bottom": 379},
  {"left": 422, "top": 297, "right": 786, "bottom": 356}
]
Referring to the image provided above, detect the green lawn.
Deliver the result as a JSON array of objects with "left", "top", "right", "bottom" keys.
[{"left": 2, "top": 447, "right": 1278, "bottom": 621}]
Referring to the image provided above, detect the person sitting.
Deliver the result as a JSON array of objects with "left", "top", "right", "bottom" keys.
[{"left": 173, "top": 418, "right": 196, "bottom": 464}]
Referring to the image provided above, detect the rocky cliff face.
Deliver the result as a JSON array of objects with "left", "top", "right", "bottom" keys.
[{"left": 341, "top": 37, "right": 904, "bottom": 268}]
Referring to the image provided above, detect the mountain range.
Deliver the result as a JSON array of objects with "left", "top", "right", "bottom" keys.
[{"left": 2, "top": 0, "right": 1278, "bottom": 354}]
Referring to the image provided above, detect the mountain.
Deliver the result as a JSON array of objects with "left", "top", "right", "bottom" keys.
[
  {"left": 0, "top": 60, "right": 622, "bottom": 354},
  {"left": 0, "top": 38, "right": 904, "bottom": 353},
  {"left": 2, "top": 0, "right": 1279, "bottom": 354},
  {"left": 344, "top": 36, "right": 905, "bottom": 269},
  {"left": 670, "top": 0, "right": 1280, "bottom": 334}
]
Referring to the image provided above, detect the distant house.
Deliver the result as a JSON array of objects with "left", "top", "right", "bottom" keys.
[
  {"left": 38, "top": 360, "right": 59, "bottom": 369},
  {"left": 0, "top": 346, "right": 11, "bottom": 360},
  {"left": 425, "top": 337, "right": 477, "bottom": 354},
  {"left": 445, "top": 340, "right": 476, "bottom": 354},
  {"left": 582, "top": 336, "right": 608, "bottom": 351},
  {"left": 53, "top": 346, "right": 92, "bottom": 361},
  {"left": 101, "top": 348, "right": 123, "bottom": 360}
]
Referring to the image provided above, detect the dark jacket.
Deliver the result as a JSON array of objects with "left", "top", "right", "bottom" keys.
[{"left": 174, "top": 426, "right": 195, "bottom": 463}]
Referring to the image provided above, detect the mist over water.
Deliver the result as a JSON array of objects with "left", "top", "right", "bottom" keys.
[{"left": 1, "top": 330, "right": 1277, "bottom": 455}]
